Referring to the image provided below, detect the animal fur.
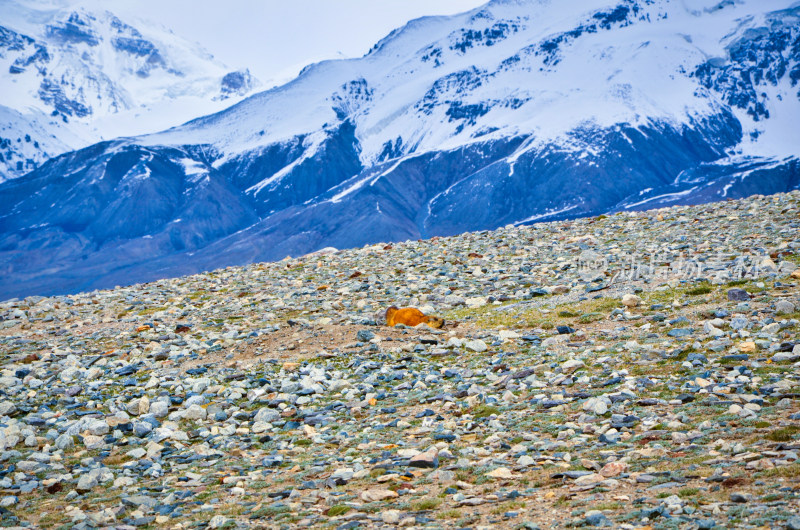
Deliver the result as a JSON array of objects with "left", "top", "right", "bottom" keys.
[{"left": 385, "top": 306, "right": 445, "bottom": 328}]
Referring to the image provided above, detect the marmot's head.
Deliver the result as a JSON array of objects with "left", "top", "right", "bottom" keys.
[
  {"left": 426, "top": 316, "right": 445, "bottom": 329},
  {"left": 385, "top": 306, "right": 399, "bottom": 323}
]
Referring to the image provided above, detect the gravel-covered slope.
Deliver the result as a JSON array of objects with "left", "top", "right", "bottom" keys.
[{"left": 0, "top": 192, "right": 799, "bottom": 528}]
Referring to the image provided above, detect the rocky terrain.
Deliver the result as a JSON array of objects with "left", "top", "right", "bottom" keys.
[{"left": 0, "top": 191, "right": 799, "bottom": 529}]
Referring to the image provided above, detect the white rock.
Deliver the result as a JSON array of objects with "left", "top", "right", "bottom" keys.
[
  {"left": 0, "top": 496, "right": 17, "bottom": 507},
  {"left": 517, "top": 455, "right": 535, "bottom": 467},
  {"left": 361, "top": 489, "right": 399, "bottom": 502},
  {"left": 182, "top": 404, "right": 207, "bottom": 421},
  {"left": 85, "top": 419, "right": 109, "bottom": 436},
  {"left": 561, "top": 359, "right": 585, "bottom": 374},
  {"left": 464, "top": 339, "right": 488, "bottom": 352},
  {"left": 253, "top": 407, "right": 280, "bottom": 423},
  {"left": 622, "top": 294, "right": 642, "bottom": 307},
  {"left": 150, "top": 401, "right": 169, "bottom": 418},
  {"left": 582, "top": 397, "right": 609, "bottom": 415},
  {"left": 208, "top": 515, "right": 229, "bottom": 529},
  {"left": 466, "top": 296, "right": 487, "bottom": 308},
  {"left": 486, "top": 467, "right": 515, "bottom": 479},
  {"left": 772, "top": 349, "right": 800, "bottom": 363},
  {"left": 498, "top": 330, "right": 520, "bottom": 341},
  {"left": 0, "top": 402, "right": 16, "bottom": 416}
]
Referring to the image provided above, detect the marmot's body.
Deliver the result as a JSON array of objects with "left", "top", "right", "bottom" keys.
[{"left": 385, "top": 306, "right": 445, "bottom": 329}]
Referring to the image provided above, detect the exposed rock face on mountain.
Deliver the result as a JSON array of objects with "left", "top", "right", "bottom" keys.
[
  {"left": 1, "top": 0, "right": 799, "bottom": 300},
  {"left": 0, "top": 4, "right": 258, "bottom": 182}
]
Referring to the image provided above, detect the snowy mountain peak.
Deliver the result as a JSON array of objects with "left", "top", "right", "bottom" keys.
[{"left": 0, "top": 2, "right": 260, "bottom": 181}]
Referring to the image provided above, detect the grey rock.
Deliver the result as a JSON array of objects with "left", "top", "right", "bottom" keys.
[
  {"left": 727, "top": 288, "right": 750, "bottom": 301},
  {"left": 730, "top": 317, "right": 749, "bottom": 330},
  {"left": 409, "top": 447, "right": 439, "bottom": 469},
  {"left": 182, "top": 404, "right": 207, "bottom": 420},
  {"left": 133, "top": 421, "right": 153, "bottom": 437},
  {"left": 55, "top": 433, "right": 74, "bottom": 451},
  {"left": 773, "top": 350, "right": 800, "bottom": 362},
  {"left": 85, "top": 419, "right": 109, "bottom": 436},
  {"left": 464, "top": 339, "right": 488, "bottom": 352},
  {"left": 667, "top": 328, "right": 692, "bottom": 337},
  {"left": 0, "top": 401, "right": 16, "bottom": 416},
  {"left": 0, "top": 496, "right": 17, "bottom": 507},
  {"left": 76, "top": 473, "right": 98, "bottom": 492},
  {"left": 253, "top": 407, "right": 280, "bottom": 424},
  {"left": 150, "top": 401, "right": 169, "bottom": 418},
  {"left": 121, "top": 495, "right": 159, "bottom": 509}
]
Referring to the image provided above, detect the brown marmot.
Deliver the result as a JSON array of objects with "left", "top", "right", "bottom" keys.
[{"left": 385, "top": 306, "right": 445, "bottom": 329}]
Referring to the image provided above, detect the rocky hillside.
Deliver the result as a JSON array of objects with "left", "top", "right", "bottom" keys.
[
  {"left": 0, "top": 192, "right": 798, "bottom": 528},
  {"left": 2, "top": 0, "right": 799, "bottom": 301}
]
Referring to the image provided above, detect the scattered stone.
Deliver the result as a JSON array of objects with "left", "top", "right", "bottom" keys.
[
  {"left": 361, "top": 489, "right": 399, "bottom": 502},
  {"left": 208, "top": 515, "right": 229, "bottom": 529},
  {"left": 0, "top": 401, "right": 16, "bottom": 416},
  {"left": 600, "top": 461, "right": 627, "bottom": 477},
  {"left": 382, "top": 510, "right": 401, "bottom": 524},
  {"left": 409, "top": 448, "right": 439, "bottom": 469},
  {"left": 622, "top": 294, "right": 642, "bottom": 307},
  {"left": 487, "top": 467, "right": 516, "bottom": 479},
  {"left": 727, "top": 288, "right": 750, "bottom": 301},
  {"left": 464, "top": 339, "right": 488, "bottom": 352},
  {"left": 739, "top": 341, "right": 757, "bottom": 353}
]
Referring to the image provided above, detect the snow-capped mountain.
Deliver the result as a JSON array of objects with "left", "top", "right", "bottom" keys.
[
  {"left": 1, "top": 0, "right": 799, "bottom": 299},
  {"left": 0, "top": 2, "right": 257, "bottom": 181}
]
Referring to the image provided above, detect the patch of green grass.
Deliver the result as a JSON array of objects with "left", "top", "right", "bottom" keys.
[
  {"left": 472, "top": 405, "right": 501, "bottom": 419},
  {"left": 136, "top": 306, "right": 168, "bottom": 316},
  {"left": 686, "top": 283, "right": 713, "bottom": 296},
  {"left": 766, "top": 426, "right": 800, "bottom": 442},
  {"left": 443, "top": 296, "right": 618, "bottom": 329},
  {"left": 757, "top": 463, "right": 800, "bottom": 479},
  {"left": 251, "top": 504, "right": 291, "bottom": 518},
  {"left": 554, "top": 494, "right": 572, "bottom": 507},
  {"left": 413, "top": 498, "right": 441, "bottom": 511},
  {"left": 578, "top": 312, "right": 604, "bottom": 323},
  {"left": 678, "top": 487, "right": 700, "bottom": 498},
  {"left": 294, "top": 439, "right": 311, "bottom": 446},
  {"left": 673, "top": 347, "right": 695, "bottom": 362},
  {"left": 327, "top": 505, "right": 352, "bottom": 517},
  {"left": 437, "top": 509, "right": 462, "bottom": 519},
  {"left": 593, "top": 502, "right": 622, "bottom": 510}
]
